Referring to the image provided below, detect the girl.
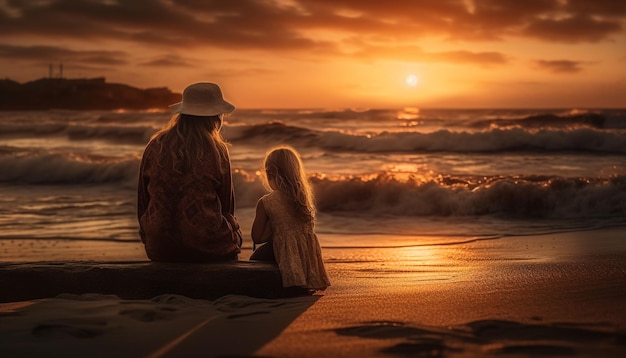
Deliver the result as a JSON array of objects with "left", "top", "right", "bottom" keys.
[
  {"left": 250, "top": 146, "right": 330, "bottom": 291},
  {"left": 138, "top": 82, "right": 242, "bottom": 262}
]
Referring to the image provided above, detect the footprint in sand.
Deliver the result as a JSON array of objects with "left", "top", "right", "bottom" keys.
[
  {"left": 335, "top": 321, "right": 434, "bottom": 339},
  {"left": 467, "top": 319, "right": 624, "bottom": 343},
  {"left": 334, "top": 319, "right": 626, "bottom": 356},
  {"left": 32, "top": 319, "right": 107, "bottom": 339},
  {"left": 213, "top": 296, "right": 288, "bottom": 312},
  {"left": 485, "top": 343, "right": 575, "bottom": 355},
  {"left": 381, "top": 340, "right": 457, "bottom": 357},
  {"left": 227, "top": 311, "right": 271, "bottom": 319},
  {"left": 119, "top": 308, "right": 172, "bottom": 322},
  {"left": 336, "top": 322, "right": 461, "bottom": 357}
]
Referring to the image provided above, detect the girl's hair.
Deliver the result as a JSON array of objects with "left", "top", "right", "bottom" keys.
[
  {"left": 263, "top": 146, "right": 316, "bottom": 223},
  {"left": 150, "top": 113, "right": 228, "bottom": 175}
]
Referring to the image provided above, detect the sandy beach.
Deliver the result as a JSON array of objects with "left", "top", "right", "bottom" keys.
[{"left": 1, "top": 226, "right": 625, "bottom": 357}]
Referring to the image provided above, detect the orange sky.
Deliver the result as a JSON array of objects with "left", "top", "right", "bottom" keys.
[{"left": 1, "top": 0, "right": 625, "bottom": 108}]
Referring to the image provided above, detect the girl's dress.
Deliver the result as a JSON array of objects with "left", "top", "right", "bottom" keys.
[{"left": 260, "top": 191, "right": 331, "bottom": 290}]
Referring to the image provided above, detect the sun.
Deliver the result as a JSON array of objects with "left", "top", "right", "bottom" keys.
[{"left": 405, "top": 74, "right": 418, "bottom": 87}]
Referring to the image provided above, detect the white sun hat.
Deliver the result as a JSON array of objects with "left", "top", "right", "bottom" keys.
[{"left": 169, "top": 82, "right": 235, "bottom": 116}]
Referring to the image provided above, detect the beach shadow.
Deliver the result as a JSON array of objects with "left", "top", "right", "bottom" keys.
[
  {"left": 0, "top": 293, "right": 320, "bottom": 358},
  {"left": 335, "top": 319, "right": 626, "bottom": 357},
  {"left": 150, "top": 294, "right": 321, "bottom": 358}
]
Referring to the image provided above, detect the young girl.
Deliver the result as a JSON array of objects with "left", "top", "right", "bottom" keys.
[{"left": 250, "top": 146, "right": 330, "bottom": 291}]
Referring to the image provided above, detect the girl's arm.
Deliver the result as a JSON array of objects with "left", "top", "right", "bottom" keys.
[{"left": 251, "top": 199, "right": 273, "bottom": 244}]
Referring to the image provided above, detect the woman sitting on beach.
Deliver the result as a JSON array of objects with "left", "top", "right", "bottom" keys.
[
  {"left": 137, "top": 82, "right": 242, "bottom": 262},
  {"left": 250, "top": 146, "right": 330, "bottom": 291}
]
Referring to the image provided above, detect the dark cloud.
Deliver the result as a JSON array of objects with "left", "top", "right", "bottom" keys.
[
  {"left": 0, "top": 0, "right": 328, "bottom": 50},
  {"left": 0, "top": 44, "right": 127, "bottom": 64},
  {"left": 567, "top": 0, "right": 626, "bottom": 17},
  {"left": 523, "top": 15, "right": 622, "bottom": 43},
  {"left": 534, "top": 59, "right": 585, "bottom": 73},
  {"left": 0, "top": 0, "right": 624, "bottom": 64},
  {"left": 140, "top": 55, "right": 192, "bottom": 67}
]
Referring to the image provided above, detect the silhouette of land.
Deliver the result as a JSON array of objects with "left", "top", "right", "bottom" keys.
[{"left": 0, "top": 77, "right": 181, "bottom": 110}]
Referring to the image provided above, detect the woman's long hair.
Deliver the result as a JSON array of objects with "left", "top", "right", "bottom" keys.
[
  {"left": 150, "top": 113, "right": 228, "bottom": 175},
  {"left": 263, "top": 146, "right": 316, "bottom": 223}
]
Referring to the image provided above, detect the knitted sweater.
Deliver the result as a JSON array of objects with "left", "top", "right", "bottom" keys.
[{"left": 137, "top": 139, "right": 240, "bottom": 262}]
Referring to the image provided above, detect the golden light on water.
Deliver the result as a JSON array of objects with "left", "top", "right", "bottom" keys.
[
  {"left": 397, "top": 107, "right": 421, "bottom": 121},
  {"left": 329, "top": 244, "right": 473, "bottom": 287}
]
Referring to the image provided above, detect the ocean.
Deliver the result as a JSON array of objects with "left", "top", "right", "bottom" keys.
[{"left": 1, "top": 108, "right": 625, "bottom": 260}]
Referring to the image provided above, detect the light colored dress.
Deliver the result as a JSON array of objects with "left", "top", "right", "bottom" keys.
[{"left": 261, "top": 191, "right": 331, "bottom": 290}]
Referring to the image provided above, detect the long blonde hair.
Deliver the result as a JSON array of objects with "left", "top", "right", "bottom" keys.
[
  {"left": 150, "top": 113, "right": 228, "bottom": 175},
  {"left": 263, "top": 146, "right": 316, "bottom": 223}
]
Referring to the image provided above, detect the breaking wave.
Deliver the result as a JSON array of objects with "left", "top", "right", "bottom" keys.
[
  {"left": 3, "top": 147, "right": 623, "bottom": 222},
  {"left": 234, "top": 171, "right": 626, "bottom": 221},
  {"left": 309, "top": 174, "right": 626, "bottom": 220},
  {"left": 228, "top": 122, "right": 626, "bottom": 154},
  {"left": 0, "top": 147, "right": 139, "bottom": 184}
]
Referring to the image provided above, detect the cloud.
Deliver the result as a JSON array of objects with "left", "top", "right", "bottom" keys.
[
  {"left": 1, "top": 0, "right": 624, "bottom": 51},
  {"left": 0, "top": 0, "right": 329, "bottom": 50},
  {"left": 0, "top": 0, "right": 624, "bottom": 77},
  {"left": 533, "top": 59, "right": 585, "bottom": 73},
  {"left": 567, "top": 0, "right": 626, "bottom": 17},
  {"left": 348, "top": 43, "right": 508, "bottom": 66},
  {"left": 0, "top": 44, "right": 127, "bottom": 65},
  {"left": 523, "top": 15, "right": 622, "bottom": 43},
  {"left": 202, "top": 67, "right": 279, "bottom": 79},
  {"left": 140, "top": 55, "right": 192, "bottom": 67}
]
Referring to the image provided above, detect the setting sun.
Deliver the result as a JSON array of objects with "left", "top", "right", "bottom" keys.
[{"left": 405, "top": 74, "right": 419, "bottom": 87}]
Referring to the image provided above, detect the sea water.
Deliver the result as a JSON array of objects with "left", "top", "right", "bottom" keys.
[{"left": 1, "top": 108, "right": 625, "bottom": 258}]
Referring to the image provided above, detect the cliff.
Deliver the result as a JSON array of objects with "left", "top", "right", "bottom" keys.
[{"left": 0, "top": 77, "right": 181, "bottom": 110}]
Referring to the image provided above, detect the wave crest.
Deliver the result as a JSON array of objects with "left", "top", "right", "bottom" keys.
[
  {"left": 310, "top": 174, "right": 626, "bottom": 219},
  {"left": 229, "top": 123, "right": 626, "bottom": 154},
  {"left": 0, "top": 149, "right": 139, "bottom": 184}
]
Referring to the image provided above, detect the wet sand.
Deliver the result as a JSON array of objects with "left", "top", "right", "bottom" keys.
[
  {"left": 260, "top": 227, "right": 626, "bottom": 357},
  {"left": 1, "top": 227, "right": 625, "bottom": 357}
]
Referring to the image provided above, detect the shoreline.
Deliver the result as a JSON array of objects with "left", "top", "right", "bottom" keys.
[
  {"left": 1, "top": 227, "right": 625, "bottom": 356},
  {"left": 3, "top": 224, "right": 626, "bottom": 262}
]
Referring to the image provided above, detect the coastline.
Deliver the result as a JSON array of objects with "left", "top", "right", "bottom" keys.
[{"left": 1, "top": 226, "right": 625, "bottom": 357}]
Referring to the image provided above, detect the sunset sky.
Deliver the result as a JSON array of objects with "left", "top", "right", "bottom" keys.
[{"left": 1, "top": 0, "right": 625, "bottom": 108}]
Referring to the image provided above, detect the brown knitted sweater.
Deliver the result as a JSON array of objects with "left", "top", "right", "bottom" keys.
[{"left": 137, "top": 139, "right": 240, "bottom": 262}]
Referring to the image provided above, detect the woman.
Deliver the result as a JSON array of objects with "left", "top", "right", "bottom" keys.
[{"left": 137, "top": 82, "right": 242, "bottom": 262}]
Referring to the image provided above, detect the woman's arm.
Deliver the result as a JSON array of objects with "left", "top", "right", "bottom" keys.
[{"left": 251, "top": 199, "right": 273, "bottom": 244}]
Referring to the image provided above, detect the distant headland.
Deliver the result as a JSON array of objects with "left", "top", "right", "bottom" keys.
[{"left": 0, "top": 77, "right": 181, "bottom": 111}]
